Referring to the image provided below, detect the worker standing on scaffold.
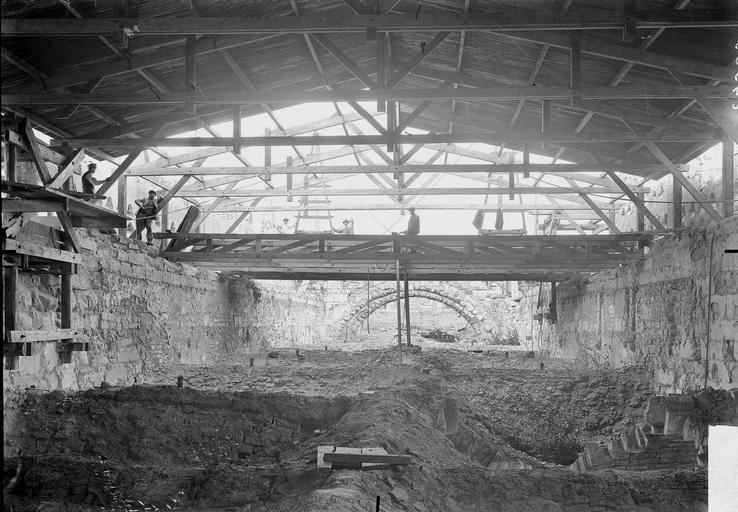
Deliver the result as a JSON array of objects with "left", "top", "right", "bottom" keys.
[
  {"left": 134, "top": 190, "right": 162, "bottom": 245},
  {"left": 400, "top": 207, "right": 420, "bottom": 236}
]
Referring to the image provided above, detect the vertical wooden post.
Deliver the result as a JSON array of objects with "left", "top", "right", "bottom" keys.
[
  {"left": 185, "top": 35, "right": 196, "bottom": 113},
  {"left": 541, "top": 99, "right": 551, "bottom": 149},
  {"left": 366, "top": 270, "right": 371, "bottom": 334},
  {"left": 403, "top": 269, "right": 411, "bottom": 346},
  {"left": 570, "top": 33, "right": 581, "bottom": 107},
  {"left": 286, "top": 156, "right": 293, "bottom": 203},
  {"left": 61, "top": 266, "right": 72, "bottom": 331},
  {"left": 3, "top": 266, "right": 17, "bottom": 341},
  {"left": 386, "top": 33, "right": 395, "bottom": 152},
  {"left": 59, "top": 263, "right": 73, "bottom": 364},
  {"left": 161, "top": 202, "right": 169, "bottom": 233},
  {"left": 6, "top": 143, "right": 17, "bottom": 182},
  {"left": 723, "top": 136, "right": 735, "bottom": 218},
  {"left": 232, "top": 106, "right": 241, "bottom": 155},
  {"left": 549, "top": 281, "right": 557, "bottom": 324},
  {"left": 395, "top": 259, "right": 402, "bottom": 365},
  {"left": 4, "top": 265, "right": 18, "bottom": 369},
  {"left": 376, "top": 31, "right": 386, "bottom": 113},
  {"left": 636, "top": 191, "right": 645, "bottom": 254},
  {"left": 118, "top": 175, "right": 127, "bottom": 237},
  {"left": 672, "top": 173, "right": 682, "bottom": 229},
  {"left": 523, "top": 144, "right": 530, "bottom": 179},
  {"left": 264, "top": 127, "right": 271, "bottom": 180}
]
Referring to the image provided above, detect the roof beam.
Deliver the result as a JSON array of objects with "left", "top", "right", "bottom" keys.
[
  {"left": 6, "top": 85, "right": 730, "bottom": 106},
  {"left": 5, "top": 13, "right": 731, "bottom": 98},
  {"left": 49, "top": 129, "right": 716, "bottom": 148},
  {"left": 3, "top": 11, "right": 733, "bottom": 35},
  {"left": 174, "top": 186, "right": 633, "bottom": 198},
  {"left": 116, "top": 163, "right": 652, "bottom": 180},
  {"left": 212, "top": 203, "right": 615, "bottom": 213}
]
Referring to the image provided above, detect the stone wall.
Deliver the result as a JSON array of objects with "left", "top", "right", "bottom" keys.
[
  {"left": 3, "top": 231, "right": 326, "bottom": 453},
  {"left": 539, "top": 217, "right": 737, "bottom": 394}
]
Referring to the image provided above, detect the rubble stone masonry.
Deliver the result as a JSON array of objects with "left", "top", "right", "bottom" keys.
[
  {"left": 552, "top": 217, "right": 737, "bottom": 394},
  {"left": 3, "top": 231, "right": 325, "bottom": 453}
]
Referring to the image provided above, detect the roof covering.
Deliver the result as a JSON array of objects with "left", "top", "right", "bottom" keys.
[{"left": 1, "top": 0, "right": 734, "bottom": 171}]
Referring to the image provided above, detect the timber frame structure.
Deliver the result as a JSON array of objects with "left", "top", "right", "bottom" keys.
[{"left": 1, "top": 0, "right": 736, "bottom": 282}]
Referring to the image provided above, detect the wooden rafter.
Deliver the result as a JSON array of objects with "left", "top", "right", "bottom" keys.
[{"left": 644, "top": 142, "right": 723, "bottom": 222}]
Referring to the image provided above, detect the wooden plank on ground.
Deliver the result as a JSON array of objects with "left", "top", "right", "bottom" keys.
[
  {"left": 317, "top": 446, "right": 393, "bottom": 469},
  {"left": 323, "top": 452, "right": 412, "bottom": 465}
]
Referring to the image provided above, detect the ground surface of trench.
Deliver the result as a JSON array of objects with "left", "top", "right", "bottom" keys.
[{"left": 4, "top": 347, "right": 707, "bottom": 511}]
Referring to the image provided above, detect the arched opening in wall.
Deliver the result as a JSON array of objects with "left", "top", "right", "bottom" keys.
[
  {"left": 359, "top": 296, "right": 479, "bottom": 342},
  {"left": 336, "top": 286, "right": 502, "bottom": 345}
]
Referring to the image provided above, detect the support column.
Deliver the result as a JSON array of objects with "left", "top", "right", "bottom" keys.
[
  {"left": 549, "top": 281, "right": 557, "bottom": 324},
  {"left": 3, "top": 266, "right": 17, "bottom": 341},
  {"left": 118, "top": 175, "right": 127, "bottom": 237},
  {"left": 636, "top": 192, "right": 645, "bottom": 253},
  {"left": 232, "top": 106, "right": 241, "bottom": 155},
  {"left": 672, "top": 174, "right": 682, "bottom": 229},
  {"left": 541, "top": 99, "right": 551, "bottom": 150},
  {"left": 723, "top": 136, "right": 735, "bottom": 218},
  {"left": 185, "top": 35, "right": 196, "bottom": 113},
  {"left": 161, "top": 202, "right": 169, "bottom": 233},
  {"left": 570, "top": 33, "right": 581, "bottom": 107},
  {"left": 636, "top": 192, "right": 645, "bottom": 232},
  {"left": 395, "top": 259, "right": 402, "bottom": 364},
  {"left": 59, "top": 263, "right": 73, "bottom": 364},
  {"left": 366, "top": 271, "right": 371, "bottom": 334},
  {"left": 6, "top": 143, "right": 16, "bottom": 182},
  {"left": 404, "top": 269, "right": 411, "bottom": 346},
  {"left": 3, "top": 265, "right": 18, "bottom": 369}
]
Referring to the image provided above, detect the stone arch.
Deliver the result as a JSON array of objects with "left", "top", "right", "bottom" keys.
[{"left": 332, "top": 282, "right": 498, "bottom": 340}]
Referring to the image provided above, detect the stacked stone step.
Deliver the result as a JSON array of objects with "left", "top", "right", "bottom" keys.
[
  {"left": 569, "top": 425, "right": 699, "bottom": 472},
  {"left": 571, "top": 388, "right": 738, "bottom": 472}
]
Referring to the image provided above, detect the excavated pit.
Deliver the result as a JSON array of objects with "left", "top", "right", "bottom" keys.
[{"left": 4, "top": 348, "right": 710, "bottom": 511}]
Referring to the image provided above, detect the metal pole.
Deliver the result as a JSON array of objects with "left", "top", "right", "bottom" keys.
[
  {"left": 404, "top": 267, "right": 411, "bottom": 346},
  {"left": 395, "top": 259, "right": 402, "bottom": 365}
]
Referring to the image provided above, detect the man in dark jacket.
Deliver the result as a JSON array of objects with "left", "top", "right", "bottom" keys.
[
  {"left": 134, "top": 190, "right": 162, "bottom": 245},
  {"left": 401, "top": 207, "right": 420, "bottom": 235}
]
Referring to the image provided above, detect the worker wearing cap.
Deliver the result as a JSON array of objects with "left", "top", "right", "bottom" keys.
[
  {"left": 400, "top": 207, "right": 420, "bottom": 235},
  {"left": 276, "top": 217, "right": 294, "bottom": 234},
  {"left": 332, "top": 219, "right": 354, "bottom": 235},
  {"left": 81, "top": 163, "right": 106, "bottom": 195},
  {"left": 134, "top": 190, "right": 162, "bottom": 245}
]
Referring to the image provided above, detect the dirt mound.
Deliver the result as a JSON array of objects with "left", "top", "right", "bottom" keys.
[{"left": 4, "top": 349, "right": 705, "bottom": 511}]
